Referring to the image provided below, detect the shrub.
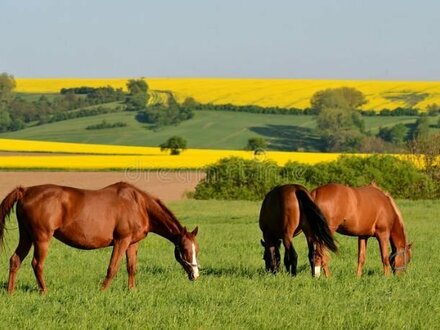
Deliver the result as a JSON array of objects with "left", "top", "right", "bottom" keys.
[
  {"left": 86, "top": 120, "right": 127, "bottom": 130},
  {"left": 193, "top": 155, "right": 438, "bottom": 201},
  {"left": 297, "top": 155, "right": 436, "bottom": 199},
  {"left": 193, "top": 157, "right": 282, "bottom": 200}
]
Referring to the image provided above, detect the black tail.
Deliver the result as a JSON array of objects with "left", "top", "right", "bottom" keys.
[
  {"left": 0, "top": 187, "right": 25, "bottom": 250},
  {"left": 295, "top": 189, "right": 337, "bottom": 253}
]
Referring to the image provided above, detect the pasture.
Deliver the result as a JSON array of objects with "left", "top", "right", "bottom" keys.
[
  {"left": 0, "top": 110, "right": 425, "bottom": 151},
  {"left": 1, "top": 199, "right": 439, "bottom": 328}
]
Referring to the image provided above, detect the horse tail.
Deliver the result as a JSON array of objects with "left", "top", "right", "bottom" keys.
[
  {"left": 295, "top": 188, "right": 338, "bottom": 253},
  {"left": 0, "top": 187, "right": 25, "bottom": 249}
]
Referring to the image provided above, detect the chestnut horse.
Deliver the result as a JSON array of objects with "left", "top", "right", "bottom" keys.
[
  {"left": 0, "top": 182, "right": 200, "bottom": 294},
  {"left": 259, "top": 184, "right": 338, "bottom": 277},
  {"left": 311, "top": 183, "right": 412, "bottom": 277}
]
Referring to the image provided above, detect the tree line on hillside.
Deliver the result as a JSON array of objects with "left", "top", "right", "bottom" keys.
[{"left": 0, "top": 73, "right": 194, "bottom": 132}]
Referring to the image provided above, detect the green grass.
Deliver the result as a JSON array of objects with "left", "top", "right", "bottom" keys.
[
  {"left": 0, "top": 199, "right": 439, "bottom": 328},
  {"left": 0, "top": 110, "right": 429, "bottom": 151}
]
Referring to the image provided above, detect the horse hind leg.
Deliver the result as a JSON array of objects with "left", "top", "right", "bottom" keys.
[
  {"left": 7, "top": 229, "right": 32, "bottom": 294},
  {"left": 283, "top": 238, "right": 298, "bottom": 276},
  {"left": 356, "top": 237, "right": 368, "bottom": 277},
  {"left": 126, "top": 243, "right": 138, "bottom": 289},
  {"left": 102, "top": 237, "right": 132, "bottom": 290},
  {"left": 32, "top": 240, "right": 51, "bottom": 294}
]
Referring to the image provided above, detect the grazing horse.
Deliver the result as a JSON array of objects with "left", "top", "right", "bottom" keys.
[
  {"left": 311, "top": 183, "right": 412, "bottom": 277},
  {"left": 259, "top": 184, "right": 338, "bottom": 277},
  {"left": 0, "top": 182, "right": 200, "bottom": 294}
]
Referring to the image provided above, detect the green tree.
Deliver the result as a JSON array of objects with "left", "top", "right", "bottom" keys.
[
  {"left": 245, "top": 137, "right": 268, "bottom": 155},
  {"left": 0, "top": 110, "right": 12, "bottom": 132},
  {"left": 316, "top": 107, "right": 364, "bottom": 151},
  {"left": 408, "top": 133, "right": 440, "bottom": 181},
  {"left": 310, "top": 87, "right": 367, "bottom": 114},
  {"left": 125, "top": 79, "right": 149, "bottom": 111},
  {"left": 0, "top": 73, "right": 16, "bottom": 110},
  {"left": 427, "top": 103, "right": 440, "bottom": 116},
  {"left": 160, "top": 136, "right": 187, "bottom": 155},
  {"left": 142, "top": 93, "right": 193, "bottom": 129},
  {"left": 411, "top": 116, "right": 430, "bottom": 140},
  {"left": 378, "top": 123, "right": 407, "bottom": 145},
  {"left": 311, "top": 87, "right": 367, "bottom": 151}
]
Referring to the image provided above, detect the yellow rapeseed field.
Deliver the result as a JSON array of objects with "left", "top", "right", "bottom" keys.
[
  {"left": 0, "top": 138, "right": 341, "bottom": 169},
  {"left": 16, "top": 78, "right": 440, "bottom": 111}
]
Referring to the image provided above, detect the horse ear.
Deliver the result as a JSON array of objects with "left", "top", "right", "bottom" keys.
[
  {"left": 408, "top": 242, "right": 414, "bottom": 249},
  {"left": 182, "top": 226, "right": 187, "bottom": 233},
  {"left": 191, "top": 226, "right": 198, "bottom": 236},
  {"left": 260, "top": 239, "right": 266, "bottom": 247}
]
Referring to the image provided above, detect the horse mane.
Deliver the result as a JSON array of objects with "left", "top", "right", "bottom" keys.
[
  {"left": 111, "top": 182, "right": 184, "bottom": 237},
  {"left": 152, "top": 197, "right": 184, "bottom": 231},
  {"left": 141, "top": 190, "right": 184, "bottom": 238},
  {"left": 369, "top": 183, "right": 407, "bottom": 241}
]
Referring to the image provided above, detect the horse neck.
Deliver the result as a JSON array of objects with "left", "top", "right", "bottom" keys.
[{"left": 147, "top": 197, "right": 183, "bottom": 243}]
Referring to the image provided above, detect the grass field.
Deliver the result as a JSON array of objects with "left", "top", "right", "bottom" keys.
[
  {"left": 0, "top": 199, "right": 439, "bottom": 328},
  {"left": 15, "top": 78, "right": 440, "bottom": 111},
  {"left": 0, "top": 110, "right": 425, "bottom": 151}
]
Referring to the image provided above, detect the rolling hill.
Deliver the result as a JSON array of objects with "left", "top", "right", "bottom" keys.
[{"left": 0, "top": 110, "right": 425, "bottom": 151}]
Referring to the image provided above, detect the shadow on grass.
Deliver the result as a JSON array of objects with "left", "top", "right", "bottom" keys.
[
  {"left": 249, "top": 124, "right": 322, "bottom": 151},
  {"left": 201, "top": 263, "right": 310, "bottom": 278},
  {"left": 0, "top": 281, "right": 38, "bottom": 294}
]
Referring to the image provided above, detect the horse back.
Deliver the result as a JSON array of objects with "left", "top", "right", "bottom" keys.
[
  {"left": 17, "top": 183, "right": 149, "bottom": 249},
  {"left": 312, "top": 183, "right": 397, "bottom": 236}
]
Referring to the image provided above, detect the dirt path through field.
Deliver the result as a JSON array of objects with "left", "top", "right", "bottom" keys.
[{"left": 0, "top": 171, "right": 205, "bottom": 201}]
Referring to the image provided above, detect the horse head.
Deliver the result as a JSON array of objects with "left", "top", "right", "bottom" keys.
[
  {"left": 390, "top": 242, "right": 413, "bottom": 274},
  {"left": 174, "top": 226, "right": 200, "bottom": 280},
  {"left": 261, "top": 239, "right": 281, "bottom": 273}
]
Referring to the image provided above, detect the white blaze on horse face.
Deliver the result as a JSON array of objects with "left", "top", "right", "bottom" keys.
[
  {"left": 191, "top": 243, "right": 199, "bottom": 279},
  {"left": 314, "top": 266, "right": 321, "bottom": 278}
]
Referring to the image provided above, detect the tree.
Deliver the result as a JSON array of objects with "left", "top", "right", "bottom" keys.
[
  {"left": 125, "top": 79, "right": 149, "bottom": 111},
  {"left": 245, "top": 137, "right": 268, "bottom": 155},
  {"left": 408, "top": 133, "right": 440, "bottom": 181},
  {"left": 160, "top": 136, "right": 187, "bottom": 155},
  {"left": 410, "top": 116, "right": 430, "bottom": 140},
  {"left": 310, "top": 87, "right": 367, "bottom": 114},
  {"left": 315, "top": 106, "right": 364, "bottom": 151},
  {"left": 142, "top": 93, "right": 193, "bottom": 129},
  {"left": 310, "top": 87, "right": 367, "bottom": 151},
  {"left": 378, "top": 123, "right": 407, "bottom": 145},
  {"left": 0, "top": 73, "right": 16, "bottom": 110},
  {"left": 0, "top": 110, "right": 12, "bottom": 132},
  {"left": 427, "top": 103, "right": 440, "bottom": 116}
]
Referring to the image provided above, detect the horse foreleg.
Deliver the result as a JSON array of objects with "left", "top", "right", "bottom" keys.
[
  {"left": 102, "top": 238, "right": 131, "bottom": 290},
  {"left": 8, "top": 232, "right": 32, "bottom": 294},
  {"left": 356, "top": 237, "right": 368, "bottom": 277},
  {"left": 126, "top": 243, "right": 138, "bottom": 289},
  {"left": 377, "top": 233, "right": 391, "bottom": 276},
  {"left": 32, "top": 240, "right": 50, "bottom": 294}
]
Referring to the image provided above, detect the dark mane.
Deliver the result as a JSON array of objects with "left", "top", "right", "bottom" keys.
[{"left": 151, "top": 197, "right": 184, "bottom": 231}]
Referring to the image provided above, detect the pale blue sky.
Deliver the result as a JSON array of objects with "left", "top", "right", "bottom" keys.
[{"left": 0, "top": 0, "right": 438, "bottom": 80}]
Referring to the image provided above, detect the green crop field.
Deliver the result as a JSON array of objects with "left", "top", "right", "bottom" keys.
[
  {"left": 0, "top": 110, "right": 430, "bottom": 151},
  {"left": 0, "top": 199, "right": 439, "bottom": 328}
]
